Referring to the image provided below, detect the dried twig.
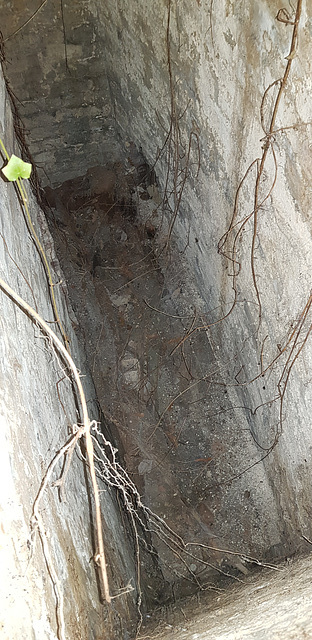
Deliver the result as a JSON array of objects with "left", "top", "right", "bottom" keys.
[
  {"left": 0, "top": 275, "right": 111, "bottom": 606},
  {"left": 30, "top": 426, "right": 85, "bottom": 639}
]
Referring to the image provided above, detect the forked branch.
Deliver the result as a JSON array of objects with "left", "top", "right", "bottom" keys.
[{"left": 0, "top": 275, "right": 111, "bottom": 605}]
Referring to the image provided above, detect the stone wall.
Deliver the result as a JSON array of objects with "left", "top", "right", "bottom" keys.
[
  {"left": 0, "top": 0, "right": 123, "bottom": 185},
  {"left": 2, "top": 0, "right": 312, "bottom": 619},
  {"left": 0, "top": 67, "right": 139, "bottom": 639},
  {"left": 84, "top": 0, "right": 312, "bottom": 558}
]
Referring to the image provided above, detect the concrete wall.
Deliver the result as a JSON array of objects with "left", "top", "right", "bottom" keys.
[
  {"left": 0, "top": 68, "right": 139, "bottom": 639},
  {"left": 2, "top": 0, "right": 312, "bottom": 615},
  {"left": 86, "top": 0, "right": 312, "bottom": 556}
]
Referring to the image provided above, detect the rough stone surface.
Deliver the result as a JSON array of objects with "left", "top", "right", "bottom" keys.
[
  {"left": 2, "top": 0, "right": 312, "bottom": 637},
  {"left": 0, "top": 69, "right": 139, "bottom": 639},
  {"left": 0, "top": 0, "right": 123, "bottom": 185},
  {"left": 142, "top": 555, "right": 312, "bottom": 640}
]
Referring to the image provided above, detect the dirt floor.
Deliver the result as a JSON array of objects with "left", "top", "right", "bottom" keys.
[
  {"left": 45, "top": 159, "right": 312, "bottom": 620},
  {"left": 45, "top": 158, "right": 271, "bottom": 603},
  {"left": 139, "top": 552, "right": 312, "bottom": 639}
]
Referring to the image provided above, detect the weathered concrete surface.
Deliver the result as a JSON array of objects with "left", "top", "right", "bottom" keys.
[
  {"left": 2, "top": 0, "right": 312, "bottom": 632},
  {"left": 0, "top": 68, "right": 139, "bottom": 639},
  {"left": 85, "top": 0, "right": 312, "bottom": 562},
  {"left": 33, "top": 0, "right": 312, "bottom": 578},
  {"left": 141, "top": 554, "right": 312, "bottom": 640}
]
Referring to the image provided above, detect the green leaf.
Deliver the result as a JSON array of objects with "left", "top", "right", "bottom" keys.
[{"left": 2, "top": 154, "right": 32, "bottom": 181}]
